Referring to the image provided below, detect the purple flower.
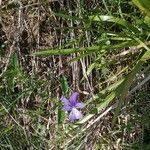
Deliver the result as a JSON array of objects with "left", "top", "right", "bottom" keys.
[{"left": 60, "top": 92, "right": 84, "bottom": 122}]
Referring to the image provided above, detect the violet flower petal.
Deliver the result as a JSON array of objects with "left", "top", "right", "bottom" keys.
[
  {"left": 69, "top": 92, "right": 79, "bottom": 106},
  {"left": 75, "top": 102, "right": 85, "bottom": 109},
  {"left": 63, "top": 105, "right": 72, "bottom": 111},
  {"left": 69, "top": 108, "right": 83, "bottom": 122},
  {"left": 60, "top": 96, "right": 69, "bottom": 105}
]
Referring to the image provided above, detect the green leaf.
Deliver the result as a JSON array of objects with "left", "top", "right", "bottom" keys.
[
  {"left": 60, "top": 76, "right": 69, "bottom": 96},
  {"left": 99, "top": 78, "right": 125, "bottom": 95},
  {"left": 33, "top": 46, "right": 99, "bottom": 56},
  {"left": 11, "top": 52, "right": 19, "bottom": 68},
  {"left": 86, "top": 63, "right": 97, "bottom": 76},
  {"left": 58, "top": 104, "right": 65, "bottom": 124},
  {"left": 90, "top": 15, "right": 128, "bottom": 26},
  {"left": 132, "top": 0, "right": 150, "bottom": 17},
  {"left": 58, "top": 76, "right": 69, "bottom": 124},
  {"left": 144, "top": 16, "right": 150, "bottom": 27},
  {"left": 141, "top": 51, "right": 150, "bottom": 60},
  {"left": 34, "top": 41, "right": 137, "bottom": 56},
  {"left": 90, "top": 15, "right": 139, "bottom": 33}
]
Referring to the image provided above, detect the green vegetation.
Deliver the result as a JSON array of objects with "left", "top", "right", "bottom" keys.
[{"left": 0, "top": 0, "right": 150, "bottom": 149}]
